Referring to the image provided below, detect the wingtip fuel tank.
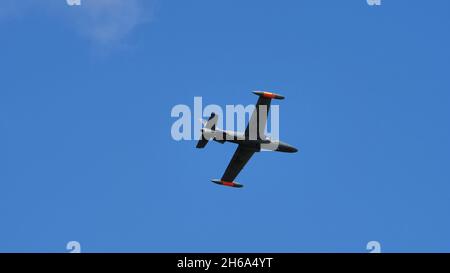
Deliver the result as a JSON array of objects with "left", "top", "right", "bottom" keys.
[{"left": 211, "top": 179, "right": 244, "bottom": 188}]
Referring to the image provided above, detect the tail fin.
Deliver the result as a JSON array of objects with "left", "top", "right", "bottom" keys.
[
  {"left": 196, "top": 113, "right": 218, "bottom": 148},
  {"left": 204, "top": 112, "right": 217, "bottom": 131}
]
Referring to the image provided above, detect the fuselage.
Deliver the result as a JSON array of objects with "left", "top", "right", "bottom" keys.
[{"left": 202, "top": 128, "right": 298, "bottom": 153}]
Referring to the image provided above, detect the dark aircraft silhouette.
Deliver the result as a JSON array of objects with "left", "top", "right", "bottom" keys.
[{"left": 196, "top": 91, "right": 298, "bottom": 188}]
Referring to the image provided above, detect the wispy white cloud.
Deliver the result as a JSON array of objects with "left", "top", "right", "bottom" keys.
[
  {"left": 73, "top": 0, "right": 153, "bottom": 46},
  {"left": 1, "top": 0, "right": 154, "bottom": 46}
]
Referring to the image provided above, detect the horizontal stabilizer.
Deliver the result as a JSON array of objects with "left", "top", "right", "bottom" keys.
[
  {"left": 196, "top": 113, "right": 218, "bottom": 149},
  {"left": 196, "top": 138, "right": 208, "bottom": 148}
]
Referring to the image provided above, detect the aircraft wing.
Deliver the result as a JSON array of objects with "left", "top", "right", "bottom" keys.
[
  {"left": 245, "top": 91, "right": 284, "bottom": 140},
  {"left": 221, "top": 145, "right": 256, "bottom": 182}
]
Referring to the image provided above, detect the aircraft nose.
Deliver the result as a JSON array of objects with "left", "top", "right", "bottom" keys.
[
  {"left": 274, "top": 142, "right": 298, "bottom": 153},
  {"left": 279, "top": 143, "right": 298, "bottom": 153}
]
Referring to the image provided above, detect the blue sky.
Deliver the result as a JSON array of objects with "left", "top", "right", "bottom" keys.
[{"left": 1, "top": 0, "right": 449, "bottom": 252}]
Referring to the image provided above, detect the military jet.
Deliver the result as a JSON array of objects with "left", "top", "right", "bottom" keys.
[{"left": 196, "top": 91, "right": 298, "bottom": 188}]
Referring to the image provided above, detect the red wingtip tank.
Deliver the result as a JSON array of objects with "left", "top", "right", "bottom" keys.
[{"left": 252, "top": 91, "right": 285, "bottom": 100}]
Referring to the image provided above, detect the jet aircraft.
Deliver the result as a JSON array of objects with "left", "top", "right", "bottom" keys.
[{"left": 196, "top": 91, "right": 298, "bottom": 188}]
